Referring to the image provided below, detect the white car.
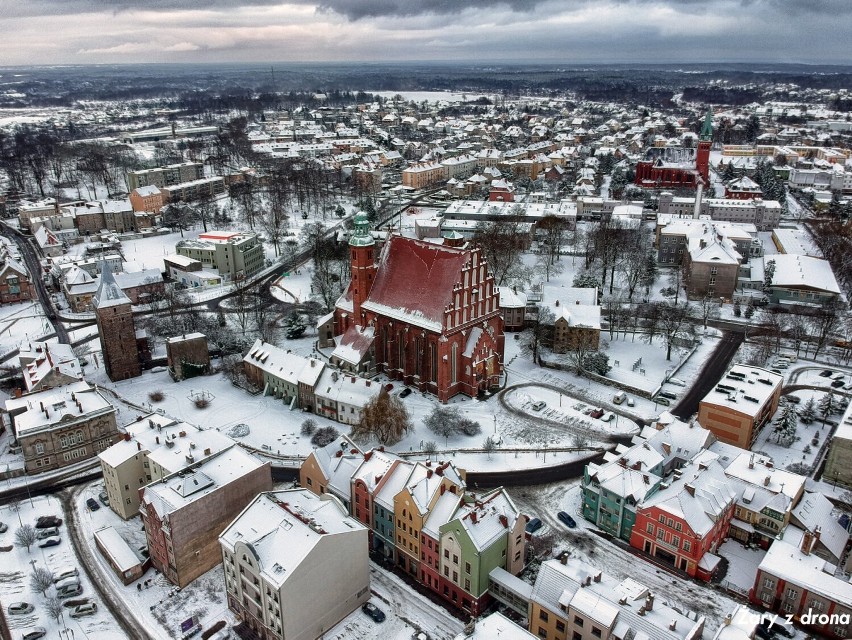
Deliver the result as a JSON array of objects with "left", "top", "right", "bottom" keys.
[
  {"left": 600, "top": 412, "right": 615, "bottom": 422},
  {"left": 531, "top": 401, "right": 546, "bottom": 411}
]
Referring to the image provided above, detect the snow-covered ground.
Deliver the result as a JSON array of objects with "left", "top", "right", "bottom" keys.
[
  {"left": 717, "top": 538, "right": 766, "bottom": 596},
  {"left": 0, "top": 494, "right": 123, "bottom": 640},
  {"left": 73, "top": 480, "right": 463, "bottom": 640},
  {"left": 0, "top": 301, "right": 51, "bottom": 357}
]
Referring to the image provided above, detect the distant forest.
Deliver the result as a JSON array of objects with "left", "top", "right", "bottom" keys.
[{"left": 2, "top": 62, "right": 851, "bottom": 110}]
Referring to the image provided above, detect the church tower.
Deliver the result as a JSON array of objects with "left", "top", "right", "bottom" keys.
[
  {"left": 94, "top": 261, "right": 141, "bottom": 381},
  {"left": 349, "top": 211, "right": 377, "bottom": 325},
  {"left": 696, "top": 107, "right": 713, "bottom": 185}
]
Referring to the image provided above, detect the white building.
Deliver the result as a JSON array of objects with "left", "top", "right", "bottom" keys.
[{"left": 220, "top": 489, "right": 370, "bottom": 640}]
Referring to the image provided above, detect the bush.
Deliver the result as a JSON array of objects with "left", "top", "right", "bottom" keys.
[
  {"left": 300, "top": 419, "right": 318, "bottom": 436},
  {"left": 194, "top": 398, "right": 210, "bottom": 409},
  {"left": 311, "top": 426, "right": 339, "bottom": 447},
  {"left": 459, "top": 418, "right": 482, "bottom": 437},
  {"left": 149, "top": 390, "right": 164, "bottom": 402}
]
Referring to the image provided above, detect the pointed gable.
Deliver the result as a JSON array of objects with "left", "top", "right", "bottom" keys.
[
  {"left": 361, "top": 236, "right": 469, "bottom": 332},
  {"left": 93, "top": 260, "right": 131, "bottom": 309}
]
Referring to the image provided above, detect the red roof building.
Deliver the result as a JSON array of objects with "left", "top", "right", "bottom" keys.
[
  {"left": 335, "top": 213, "right": 504, "bottom": 402},
  {"left": 635, "top": 110, "right": 713, "bottom": 190}
]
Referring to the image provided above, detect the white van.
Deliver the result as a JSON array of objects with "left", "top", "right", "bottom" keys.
[{"left": 613, "top": 391, "right": 627, "bottom": 405}]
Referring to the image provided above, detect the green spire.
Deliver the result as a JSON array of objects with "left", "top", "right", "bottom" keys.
[
  {"left": 349, "top": 211, "right": 374, "bottom": 247},
  {"left": 700, "top": 108, "right": 713, "bottom": 141}
]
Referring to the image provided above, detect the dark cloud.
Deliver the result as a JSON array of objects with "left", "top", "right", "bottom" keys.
[{"left": 2, "top": 0, "right": 851, "bottom": 20}]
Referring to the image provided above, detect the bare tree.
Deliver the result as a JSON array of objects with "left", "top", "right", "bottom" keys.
[
  {"left": 352, "top": 388, "right": 413, "bottom": 445},
  {"left": 564, "top": 331, "right": 606, "bottom": 376},
  {"left": 30, "top": 566, "right": 54, "bottom": 595},
  {"left": 15, "top": 524, "right": 37, "bottom": 552},
  {"left": 658, "top": 302, "right": 695, "bottom": 361},
  {"left": 45, "top": 596, "right": 64, "bottom": 624},
  {"left": 474, "top": 217, "right": 532, "bottom": 286},
  {"left": 423, "top": 440, "right": 438, "bottom": 461},
  {"left": 482, "top": 436, "right": 496, "bottom": 460}
]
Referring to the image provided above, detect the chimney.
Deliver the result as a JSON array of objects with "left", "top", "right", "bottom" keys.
[
  {"left": 593, "top": 572, "right": 601, "bottom": 583},
  {"left": 555, "top": 300, "right": 560, "bottom": 307},
  {"left": 499, "top": 514, "right": 508, "bottom": 528},
  {"left": 646, "top": 594, "right": 654, "bottom": 611},
  {"left": 470, "top": 512, "right": 478, "bottom": 524},
  {"left": 310, "top": 359, "right": 315, "bottom": 367},
  {"left": 204, "top": 448, "right": 211, "bottom": 456},
  {"left": 336, "top": 450, "right": 343, "bottom": 458},
  {"left": 156, "top": 436, "right": 160, "bottom": 445},
  {"left": 123, "top": 433, "right": 131, "bottom": 441},
  {"left": 638, "top": 606, "right": 646, "bottom": 616},
  {"left": 137, "top": 441, "right": 141, "bottom": 451},
  {"left": 560, "top": 553, "right": 568, "bottom": 565},
  {"left": 426, "top": 469, "right": 433, "bottom": 479},
  {"left": 350, "top": 449, "right": 358, "bottom": 455},
  {"left": 364, "top": 451, "right": 373, "bottom": 462},
  {"left": 669, "top": 620, "right": 677, "bottom": 631},
  {"left": 749, "top": 453, "right": 754, "bottom": 469},
  {"left": 801, "top": 530, "right": 813, "bottom": 555},
  {"left": 723, "top": 614, "right": 732, "bottom": 627},
  {"left": 685, "top": 484, "right": 696, "bottom": 497},
  {"left": 440, "top": 484, "right": 445, "bottom": 495},
  {"left": 763, "top": 476, "right": 770, "bottom": 487},
  {"left": 365, "top": 380, "right": 371, "bottom": 387},
  {"left": 814, "top": 526, "right": 821, "bottom": 544}
]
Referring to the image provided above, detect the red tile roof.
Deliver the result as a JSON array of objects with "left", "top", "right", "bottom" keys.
[{"left": 362, "top": 236, "right": 469, "bottom": 332}]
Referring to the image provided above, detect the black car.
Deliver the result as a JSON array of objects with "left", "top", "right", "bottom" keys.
[
  {"left": 819, "top": 370, "right": 834, "bottom": 377},
  {"left": 557, "top": 511, "right": 577, "bottom": 528},
  {"left": 525, "top": 517, "right": 543, "bottom": 534},
  {"left": 35, "top": 516, "right": 62, "bottom": 529},
  {"left": 399, "top": 388, "right": 412, "bottom": 398},
  {"left": 362, "top": 602, "right": 386, "bottom": 623},
  {"left": 831, "top": 379, "right": 845, "bottom": 388},
  {"left": 86, "top": 498, "right": 100, "bottom": 512}
]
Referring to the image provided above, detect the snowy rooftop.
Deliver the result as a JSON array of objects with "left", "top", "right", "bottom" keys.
[
  {"left": 758, "top": 527, "right": 852, "bottom": 605},
  {"left": 94, "top": 526, "right": 143, "bottom": 572},
  {"left": 770, "top": 228, "right": 822, "bottom": 258},
  {"left": 700, "top": 365, "right": 782, "bottom": 418},
  {"left": 531, "top": 558, "right": 703, "bottom": 640},
  {"left": 142, "top": 445, "right": 266, "bottom": 517},
  {"left": 18, "top": 341, "right": 82, "bottom": 392},
  {"left": 452, "top": 612, "right": 536, "bottom": 639},
  {"left": 7, "top": 380, "right": 114, "bottom": 437},
  {"left": 219, "top": 489, "right": 366, "bottom": 589},
  {"left": 423, "top": 489, "right": 463, "bottom": 540},
  {"left": 724, "top": 451, "right": 805, "bottom": 502},
  {"left": 374, "top": 461, "right": 415, "bottom": 509},
  {"left": 93, "top": 260, "right": 132, "bottom": 309},
  {"left": 791, "top": 492, "right": 849, "bottom": 562},
  {"left": 244, "top": 339, "right": 325, "bottom": 387},
  {"left": 450, "top": 488, "right": 520, "bottom": 552},
  {"left": 315, "top": 369, "right": 382, "bottom": 409},
  {"left": 768, "top": 254, "right": 840, "bottom": 294}
]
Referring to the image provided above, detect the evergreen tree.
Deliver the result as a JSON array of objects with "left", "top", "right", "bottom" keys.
[
  {"left": 773, "top": 403, "right": 798, "bottom": 446},
  {"left": 800, "top": 397, "right": 816, "bottom": 424},
  {"left": 733, "top": 301, "right": 742, "bottom": 317},
  {"left": 284, "top": 311, "right": 307, "bottom": 340},
  {"left": 764, "top": 259, "right": 776, "bottom": 289},
  {"left": 818, "top": 392, "right": 838, "bottom": 423},
  {"left": 744, "top": 301, "right": 755, "bottom": 319},
  {"left": 722, "top": 162, "right": 736, "bottom": 182},
  {"left": 573, "top": 271, "right": 600, "bottom": 289},
  {"left": 362, "top": 197, "right": 377, "bottom": 222}
]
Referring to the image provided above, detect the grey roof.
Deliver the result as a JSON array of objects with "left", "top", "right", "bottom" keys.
[{"left": 93, "top": 260, "right": 131, "bottom": 309}]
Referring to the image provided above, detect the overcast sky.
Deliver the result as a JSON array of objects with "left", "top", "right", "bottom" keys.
[{"left": 1, "top": 0, "right": 849, "bottom": 66}]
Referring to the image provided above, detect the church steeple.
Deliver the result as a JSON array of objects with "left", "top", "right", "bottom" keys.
[
  {"left": 700, "top": 108, "right": 714, "bottom": 142},
  {"left": 348, "top": 211, "right": 377, "bottom": 326}
]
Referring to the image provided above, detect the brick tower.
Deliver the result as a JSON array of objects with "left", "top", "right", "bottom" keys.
[
  {"left": 94, "top": 261, "right": 141, "bottom": 381},
  {"left": 349, "top": 211, "right": 377, "bottom": 325},
  {"left": 696, "top": 107, "right": 713, "bottom": 185}
]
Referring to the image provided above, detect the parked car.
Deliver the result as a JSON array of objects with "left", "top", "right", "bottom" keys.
[
  {"left": 819, "top": 370, "right": 834, "bottom": 377},
  {"left": 832, "top": 379, "right": 845, "bottom": 388},
  {"left": 531, "top": 401, "right": 546, "bottom": 411},
  {"left": 626, "top": 397, "right": 635, "bottom": 407},
  {"left": 35, "top": 516, "right": 62, "bottom": 529},
  {"left": 785, "top": 395, "right": 801, "bottom": 404},
  {"left": 659, "top": 391, "right": 678, "bottom": 400},
  {"left": 362, "top": 602, "right": 386, "bottom": 623},
  {"left": 588, "top": 408, "right": 604, "bottom": 419},
  {"left": 54, "top": 576, "right": 80, "bottom": 590},
  {"left": 53, "top": 568, "right": 79, "bottom": 583},
  {"left": 613, "top": 391, "right": 626, "bottom": 405},
  {"left": 399, "top": 387, "right": 412, "bottom": 398},
  {"left": 600, "top": 412, "right": 615, "bottom": 422},
  {"left": 98, "top": 491, "right": 110, "bottom": 507},
  {"left": 36, "top": 527, "right": 59, "bottom": 540},
  {"left": 525, "top": 517, "right": 543, "bottom": 534},
  {"left": 0, "top": 521, "right": 7, "bottom": 533},
  {"left": 69, "top": 603, "right": 97, "bottom": 619},
  {"left": 86, "top": 498, "right": 100, "bottom": 512},
  {"left": 21, "top": 628, "right": 47, "bottom": 640},
  {"left": 831, "top": 373, "right": 845, "bottom": 381},
  {"left": 38, "top": 537, "right": 61, "bottom": 548},
  {"left": 384, "top": 383, "right": 394, "bottom": 392},
  {"left": 557, "top": 511, "right": 577, "bottom": 528},
  {"left": 7, "top": 602, "right": 34, "bottom": 615},
  {"left": 655, "top": 397, "right": 671, "bottom": 406},
  {"left": 57, "top": 584, "right": 83, "bottom": 599}
]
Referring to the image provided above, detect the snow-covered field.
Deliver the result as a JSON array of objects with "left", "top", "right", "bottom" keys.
[{"left": 0, "top": 301, "right": 51, "bottom": 357}]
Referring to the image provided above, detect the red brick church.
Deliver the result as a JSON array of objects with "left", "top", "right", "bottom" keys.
[
  {"left": 334, "top": 213, "right": 504, "bottom": 402},
  {"left": 634, "top": 109, "right": 713, "bottom": 189}
]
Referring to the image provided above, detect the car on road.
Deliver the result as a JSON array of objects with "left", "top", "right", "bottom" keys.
[
  {"left": 35, "top": 516, "right": 62, "bottom": 529},
  {"left": 7, "top": 602, "right": 34, "bottom": 615},
  {"left": 531, "top": 401, "right": 546, "bottom": 411},
  {"left": 57, "top": 583, "right": 83, "bottom": 599},
  {"left": 86, "top": 498, "right": 100, "bottom": 512},
  {"left": 21, "top": 628, "right": 47, "bottom": 640},
  {"left": 98, "top": 491, "right": 110, "bottom": 507},
  {"left": 819, "top": 370, "right": 834, "bottom": 377},
  {"left": 36, "top": 527, "right": 59, "bottom": 540},
  {"left": 557, "top": 511, "right": 577, "bottom": 528},
  {"left": 362, "top": 602, "right": 386, "bottom": 623},
  {"left": 69, "top": 603, "right": 97, "bottom": 619},
  {"left": 525, "top": 517, "right": 543, "bottom": 534},
  {"left": 38, "top": 537, "right": 61, "bottom": 548},
  {"left": 399, "top": 387, "right": 412, "bottom": 398}
]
